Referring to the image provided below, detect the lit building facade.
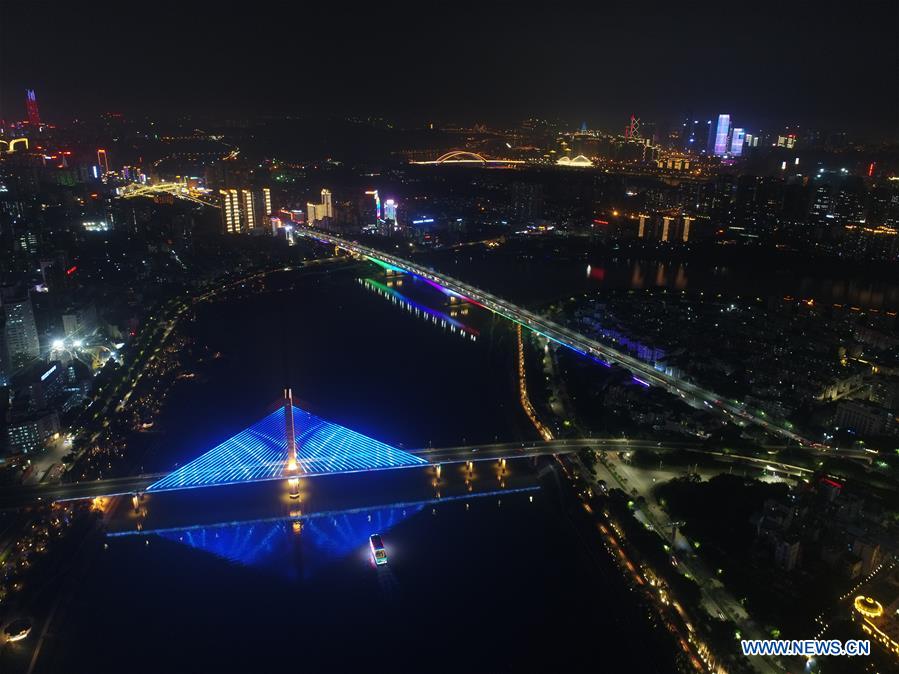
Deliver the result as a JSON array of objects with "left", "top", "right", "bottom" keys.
[
  {"left": 730, "top": 128, "right": 745, "bottom": 156},
  {"left": 383, "top": 199, "right": 397, "bottom": 222},
  {"left": 307, "top": 189, "right": 334, "bottom": 226},
  {"left": 3, "top": 292, "right": 41, "bottom": 371},
  {"left": 220, "top": 189, "right": 242, "bottom": 233},
  {"left": 219, "top": 187, "right": 272, "bottom": 234},
  {"left": 6, "top": 410, "right": 59, "bottom": 456},
  {"left": 713, "top": 114, "right": 731, "bottom": 156}
]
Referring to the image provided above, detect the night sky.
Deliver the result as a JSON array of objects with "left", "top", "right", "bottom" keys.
[{"left": 1, "top": 1, "right": 897, "bottom": 137}]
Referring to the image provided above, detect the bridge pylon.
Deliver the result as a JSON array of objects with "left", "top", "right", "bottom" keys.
[{"left": 284, "top": 388, "right": 300, "bottom": 499}]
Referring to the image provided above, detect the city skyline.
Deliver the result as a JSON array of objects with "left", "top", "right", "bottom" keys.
[
  {"left": 1, "top": 3, "right": 899, "bottom": 673},
  {"left": 1, "top": 2, "right": 897, "bottom": 139}
]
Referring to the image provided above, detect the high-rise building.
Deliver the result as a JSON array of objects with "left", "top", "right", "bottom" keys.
[
  {"left": 383, "top": 199, "right": 397, "bottom": 222},
  {"left": 97, "top": 149, "right": 110, "bottom": 174},
  {"left": 242, "top": 190, "right": 257, "bottom": 230},
  {"left": 705, "top": 120, "right": 715, "bottom": 154},
  {"left": 682, "top": 216, "right": 694, "bottom": 242},
  {"left": 713, "top": 114, "right": 731, "bottom": 156},
  {"left": 2, "top": 289, "right": 41, "bottom": 373},
  {"left": 364, "top": 189, "right": 381, "bottom": 222},
  {"left": 730, "top": 128, "right": 745, "bottom": 156},
  {"left": 219, "top": 187, "right": 272, "bottom": 233},
  {"left": 25, "top": 89, "right": 41, "bottom": 126},
  {"left": 307, "top": 189, "right": 334, "bottom": 226},
  {"left": 220, "top": 189, "right": 242, "bottom": 233}
]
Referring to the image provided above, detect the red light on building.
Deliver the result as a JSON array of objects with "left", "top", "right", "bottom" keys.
[
  {"left": 593, "top": 219, "right": 609, "bottom": 226},
  {"left": 66, "top": 265, "right": 77, "bottom": 275},
  {"left": 868, "top": 162, "right": 876, "bottom": 177},
  {"left": 587, "top": 265, "right": 606, "bottom": 281}
]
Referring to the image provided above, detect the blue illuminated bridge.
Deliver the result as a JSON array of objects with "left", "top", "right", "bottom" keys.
[{"left": 296, "top": 225, "right": 813, "bottom": 447}]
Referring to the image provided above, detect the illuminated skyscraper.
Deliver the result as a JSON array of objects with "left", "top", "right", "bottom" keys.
[
  {"left": 220, "top": 189, "right": 242, "bottom": 233},
  {"left": 307, "top": 189, "right": 334, "bottom": 225},
  {"left": 365, "top": 189, "right": 381, "bottom": 222},
  {"left": 242, "top": 190, "right": 257, "bottom": 229},
  {"left": 383, "top": 199, "right": 397, "bottom": 222},
  {"left": 2, "top": 289, "right": 41, "bottom": 371},
  {"left": 730, "top": 128, "right": 745, "bottom": 156},
  {"left": 97, "top": 149, "right": 110, "bottom": 174},
  {"left": 219, "top": 187, "right": 272, "bottom": 233},
  {"left": 24, "top": 89, "right": 41, "bottom": 126},
  {"left": 713, "top": 114, "right": 731, "bottom": 156}
]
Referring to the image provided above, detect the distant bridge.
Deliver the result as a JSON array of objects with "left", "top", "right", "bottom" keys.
[
  {"left": 296, "top": 226, "right": 816, "bottom": 448},
  {"left": 411, "top": 150, "right": 524, "bottom": 166}
]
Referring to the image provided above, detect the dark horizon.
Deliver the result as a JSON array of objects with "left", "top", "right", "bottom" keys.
[{"left": 1, "top": 1, "right": 897, "bottom": 139}]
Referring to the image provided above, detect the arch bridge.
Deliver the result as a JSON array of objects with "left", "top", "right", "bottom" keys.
[
  {"left": 0, "top": 138, "right": 29, "bottom": 153},
  {"left": 412, "top": 150, "right": 524, "bottom": 166}
]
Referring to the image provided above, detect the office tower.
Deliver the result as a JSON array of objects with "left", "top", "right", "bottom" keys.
[
  {"left": 306, "top": 201, "right": 321, "bottom": 224},
  {"left": 809, "top": 183, "right": 833, "bottom": 229},
  {"left": 25, "top": 89, "right": 41, "bottom": 126},
  {"left": 262, "top": 188, "right": 272, "bottom": 216},
  {"left": 713, "top": 114, "right": 731, "bottom": 156},
  {"left": 3, "top": 290, "right": 41, "bottom": 371},
  {"left": 307, "top": 189, "right": 334, "bottom": 226},
  {"left": 730, "top": 128, "right": 745, "bottom": 156},
  {"left": 383, "top": 199, "right": 397, "bottom": 222},
  {"left": 97, "top": 149, "right": 110, "bottom": 174},
  {"left": 364, "top": 189, "right": 381, "bottom": 222},
  {"left": 682, "top": 117, "right": 700, "bottom": 151}
]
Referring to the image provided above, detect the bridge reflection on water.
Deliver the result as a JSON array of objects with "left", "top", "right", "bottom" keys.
[
  {"left": 103, "top": 460, "right": 542, "bottom": 579},
  {"left": 148, "top": 504, "right": 427, "bottom": 581}
]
